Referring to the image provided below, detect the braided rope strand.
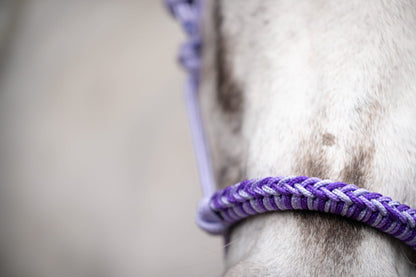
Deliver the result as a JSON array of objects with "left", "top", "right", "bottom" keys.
[{"left": 202, "top": 176, "right": 416, "bottom": 249}]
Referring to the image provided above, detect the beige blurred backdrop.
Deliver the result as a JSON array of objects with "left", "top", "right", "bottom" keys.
[{"left": 0, "top": 0, "right": 223, "bottom": 276}]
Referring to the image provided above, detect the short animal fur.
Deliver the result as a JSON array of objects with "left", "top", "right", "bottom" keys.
[{"left": 199, "top": 1, "right": 416, "bottom": 276}]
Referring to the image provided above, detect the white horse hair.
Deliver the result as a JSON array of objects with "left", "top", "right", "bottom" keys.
[{"left": 199, "top": 0, "right": 416, "bottom": 276}]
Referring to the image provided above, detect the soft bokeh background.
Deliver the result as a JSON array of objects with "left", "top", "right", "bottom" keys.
[{"left": 0, "top": 0, "right": 223, "bottom": 276}]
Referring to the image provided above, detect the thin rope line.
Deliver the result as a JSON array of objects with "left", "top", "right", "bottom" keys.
[{"left": 165, "top": 0, "right": 216, "bottom": 197}]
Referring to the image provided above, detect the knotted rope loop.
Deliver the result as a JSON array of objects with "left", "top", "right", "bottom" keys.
[{"left": 165, "top": 0, "right": 201, "bottom": 76}]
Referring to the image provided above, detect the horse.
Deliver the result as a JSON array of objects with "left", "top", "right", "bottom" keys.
[{"left": 192, "top": 0, "right": 416, "bottom": 276}]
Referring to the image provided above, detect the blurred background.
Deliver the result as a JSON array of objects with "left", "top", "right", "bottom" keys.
[{"left": 0, "top": 0, "right": 223, "bottom": 276}]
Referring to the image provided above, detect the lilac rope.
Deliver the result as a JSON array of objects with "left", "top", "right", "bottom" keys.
[
  {"left": 165, "top": 0, "right": 215, "bottom": 197},
  {"left": 165, "top": 0, "right": 221, "bottom": 233},
  {"left": 165, "top": 0, "right": 416, "bottom": 250}
]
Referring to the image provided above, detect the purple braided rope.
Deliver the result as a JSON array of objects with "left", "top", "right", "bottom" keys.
[{"left": 198, "top": 176, "right": 416, "bottom": 250}]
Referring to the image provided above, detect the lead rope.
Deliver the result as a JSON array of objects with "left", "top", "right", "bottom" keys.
[
  {"left": 165, "top": 0, "right": 416, "bottom": 250},
  {"left": 165, "top": 0, "right": 225, "bottom": 233}
]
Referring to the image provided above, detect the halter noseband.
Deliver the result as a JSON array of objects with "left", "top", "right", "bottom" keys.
[{"left": 165, "top": 0, "right": 416, "bottom": 251}]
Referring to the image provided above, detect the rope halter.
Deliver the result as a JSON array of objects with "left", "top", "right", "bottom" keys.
[{"left": 165, "top": 0, "right": 416, "bottom": 251}]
